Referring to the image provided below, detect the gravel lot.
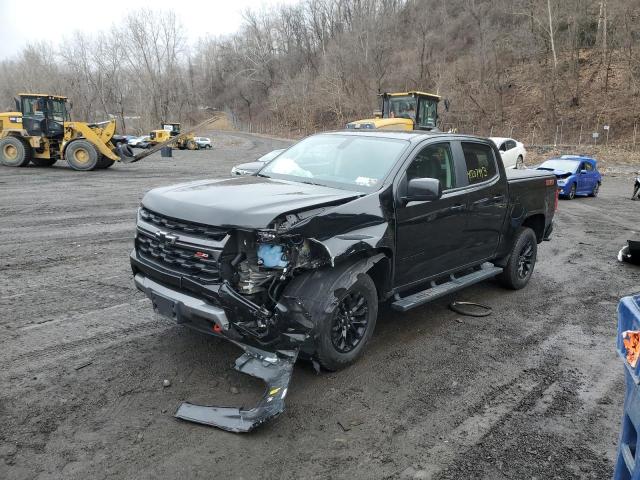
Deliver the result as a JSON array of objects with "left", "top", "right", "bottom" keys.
[{"left": 1, "top": 131, "right": 639, "bottom": 479}]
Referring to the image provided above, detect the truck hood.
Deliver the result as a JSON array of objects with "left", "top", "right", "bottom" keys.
[{"left": 141, "top": 176, "right": 361, "bottom": 229}]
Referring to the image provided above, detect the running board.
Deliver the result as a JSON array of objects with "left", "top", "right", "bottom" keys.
[{"left": 391, "top": 263, "right": 503, "bottom": 312}]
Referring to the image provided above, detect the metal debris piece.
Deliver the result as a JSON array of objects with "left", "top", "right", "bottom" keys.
[
  {"left": 175, "top": 342, "right": 298, "bottom": 433},
  {"left": 449, "top": 301, "right": 492, "bottom": 317},
  {"left": 74, "top": 361, "right": 93, "bottom": 371},
  {"left": 163, "top": 379, "right": 171, "bottom": 388}
]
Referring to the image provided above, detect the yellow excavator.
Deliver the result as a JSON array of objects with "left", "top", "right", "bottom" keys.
[
  {"left": 345, "top": 91, "right": 441, "bottom": 131},
  {"left": 149, "top": 123, "right": 198, "bottom": 150},
  {"left": 0, "top": 94, "right": 218, "bottom": 171}
]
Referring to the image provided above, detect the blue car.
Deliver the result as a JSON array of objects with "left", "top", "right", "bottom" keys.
[{"left": 536, "top": 155, "right": 602, "bottom": 199}]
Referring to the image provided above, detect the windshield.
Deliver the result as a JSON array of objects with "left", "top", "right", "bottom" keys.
[
  {"left": 384, "top": 95, "right": 416, "bottom": 120},
  {"left": 258, "top": 149, "right": 284, "bottom": 163},
  {"left": 48, "top": 99, "right": 68, "bottom": 122},
  {"left": 537, "top": 159, "right": 580, "bottom": 173},
  {"left": 259, "top": 134, "right": 409, "bottom": 192}
]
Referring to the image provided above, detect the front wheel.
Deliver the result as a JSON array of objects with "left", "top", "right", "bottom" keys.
[
  {"left": 567, "top": 183, "right": 576, "bottom": 200},
  {"left": 186, "top": 139, "right": 198, "bottom": 150},
  {"left": 66, "top": 140, "right": 99, "bottom": 171},
  {"left": 498, "top": 227, "right": 538, "bottom": 290},
  {"left": 316, "top": 274, "right": 378, "bottom": 371}
]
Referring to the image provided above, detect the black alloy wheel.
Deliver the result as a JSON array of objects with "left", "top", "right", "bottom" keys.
[
  {"left": 331, "top": 291, "right": 369, "bottom": 353},
  {"left": 516, "top": 241, "right": 535, "bottom": 279}
]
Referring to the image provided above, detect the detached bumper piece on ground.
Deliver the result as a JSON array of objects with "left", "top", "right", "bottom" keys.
[{"left": 175, "top": 343, "right": 298, "bottom": 433}]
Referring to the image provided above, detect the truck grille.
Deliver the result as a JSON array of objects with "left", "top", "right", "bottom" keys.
[
  {"left": 139, "top": 208, "right": 228, "bottom": 241},
  {"left": 135, "top": 230, "right": 221, "bottom": 282}
]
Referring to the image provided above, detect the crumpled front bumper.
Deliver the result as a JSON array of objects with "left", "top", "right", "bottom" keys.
[
  {"left": 134, "top": 273, "right": 230, "bottom": 331},
  {"left": 133, "top": 271, "right": 299, "bottom": 433}
]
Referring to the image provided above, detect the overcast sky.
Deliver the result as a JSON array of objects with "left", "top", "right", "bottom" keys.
[{"left": 0, "top": 0, "right": 298, "bottom": 60}]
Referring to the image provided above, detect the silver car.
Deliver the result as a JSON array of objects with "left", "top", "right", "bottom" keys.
[{"left": 231, "top": 149, "right": 285, "bottom": 176}]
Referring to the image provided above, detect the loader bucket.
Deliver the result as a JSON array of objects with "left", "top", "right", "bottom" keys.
[{"left": 117, "top": 143, "right": 137, "bottom": 163}]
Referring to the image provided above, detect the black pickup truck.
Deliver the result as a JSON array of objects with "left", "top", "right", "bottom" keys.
[{"left": 131, "top": 131, "right": 556, "bottom": 431}]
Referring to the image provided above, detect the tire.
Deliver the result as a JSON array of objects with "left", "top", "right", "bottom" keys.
[
  {"left": 30, "top": 157, "right": 57, "bottom": 167},
  {"left": 316, "top": 274, "right": 378, "bottom": 371},
  {"left": 516, "top": 155, "right": 524, "bottom": 169},
  {"left": 567, "top": 183, "right": 576, "bottom": 200},
  {"left": 65, "top": 140, "right": 100, "bottom": 171},
  {"left": 95, "top": 155, "right": 115, "bottom": 169},
  {"left": 0, "top": 136, "right": 32, "bottom": 167},
  {"left": 186, "top": 139, "right": 198, "bottom": 150},
  {"left": 589, "top": 182, "right": 600, "bottom": 197},
  {"left": 498, "top": 227, "right": 538, "bottom": 290}
]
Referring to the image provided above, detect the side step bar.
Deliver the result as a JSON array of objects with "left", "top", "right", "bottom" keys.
[{"left": 391, "top": 263, "right": 503, "bottom": 312}]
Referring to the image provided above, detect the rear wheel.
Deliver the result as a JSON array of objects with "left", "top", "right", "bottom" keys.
[
  {"left": 66, "top": 140, "right": 99, "bottom": 171},
  {"left": 30, "top": 157, "right": 57, "bottom": 167},
  {"left": 316, "top": 274, "right": 378, "bottom": 371},
  {"left": 0, "top": 136, "right": 32, "bottom": 167},
  {"left": 498, "top": 227, "right": 538, "bottom": 290},
  {"left": 590, "top": 182, "right": 600, "bottom": 197}
]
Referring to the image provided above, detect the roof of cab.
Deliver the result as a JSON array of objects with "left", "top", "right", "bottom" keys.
[
  {"left": 380, "top": 91, "right": 441, "bottom": 99},
  {"left": 18, "top": 93, "right": 68, "bottom": 100},
  {"left": 323, "top": 129, "right": 494, "bottom": 145}
]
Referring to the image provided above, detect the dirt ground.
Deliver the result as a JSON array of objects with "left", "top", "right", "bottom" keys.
[{"left": 1, "top": 131, "right": 639, "bottom": 480}]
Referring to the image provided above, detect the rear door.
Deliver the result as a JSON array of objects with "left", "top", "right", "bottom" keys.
[
  {"left": 459, "top": 141, "right": 508, "bottom": 263},
  {"left": 394, "top": 141, "right": 468, "bottom": 287}
]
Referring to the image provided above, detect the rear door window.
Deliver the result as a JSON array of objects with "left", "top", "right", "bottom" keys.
[
  {"left": 462, "top": 142, "right": 498, "bottom": 185},
  {"left": 506, "top": 140, "right": 516, "bottom": 150}
]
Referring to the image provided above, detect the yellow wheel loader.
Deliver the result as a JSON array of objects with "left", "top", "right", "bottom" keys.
[
  {"left": 345, "top": 91, "right": 441, "bottom": 131},
  {"left": 0, "top": 94, "right": 139, "bottom": 170},
  {"left": 0, "top": 94, "right": 219, "bottom": 171},
  {"left": 149, "top": 123, "right": 198, "bottom": 150}
]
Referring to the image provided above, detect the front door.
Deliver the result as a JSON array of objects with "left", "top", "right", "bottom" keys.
[{"left": 394, "top": 141, "right": 468, "bottom": 287}]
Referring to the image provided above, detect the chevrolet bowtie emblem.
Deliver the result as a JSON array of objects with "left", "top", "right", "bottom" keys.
[{"left": 155, "top": 230, "right": 178, "bottom": 245}]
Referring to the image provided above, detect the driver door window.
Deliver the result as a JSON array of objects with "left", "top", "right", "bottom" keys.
[{"left": 406, "top": 143, "right": 455, "bottom": 190}]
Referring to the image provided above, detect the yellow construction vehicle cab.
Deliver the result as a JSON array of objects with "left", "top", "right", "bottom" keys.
[
  {"left": 346, "top": 91, "right": 441, "bottom": 131},
  {"left": 150, "top": 123, "right": 198, "bottom": 150},
  {"left": 0, "top": 93, "right": 136, "bottom": 170}
]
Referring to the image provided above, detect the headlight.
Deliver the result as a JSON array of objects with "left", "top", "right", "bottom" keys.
[{"left": 557, "top": 180, "right": 565, "bottom": 186}]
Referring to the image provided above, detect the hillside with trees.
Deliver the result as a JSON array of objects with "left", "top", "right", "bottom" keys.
[{"left": 1, "top": 0, "right": 639, "bottom": 146}]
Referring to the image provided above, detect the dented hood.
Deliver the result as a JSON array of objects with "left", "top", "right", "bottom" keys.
[{"left": 142, "top": 176, "right": 360, "bottom": 229}]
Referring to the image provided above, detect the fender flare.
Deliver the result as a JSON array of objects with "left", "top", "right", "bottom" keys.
[{"left": 276, "top": 253, "right": 386, "bottom": 353}]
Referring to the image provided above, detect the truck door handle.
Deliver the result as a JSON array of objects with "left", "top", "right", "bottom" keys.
[
  {"left": 492, "top": 195, "right": 505, "bottom": 202},
  {"left": 450, "top": 204, "right": 465, "bottom": 212}
]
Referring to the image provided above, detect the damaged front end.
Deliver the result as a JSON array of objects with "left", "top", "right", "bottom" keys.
[{"left": 131, "top": 199, "right": 390, "bottom": 432}]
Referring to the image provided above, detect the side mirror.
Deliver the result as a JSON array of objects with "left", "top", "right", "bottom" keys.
[
  {"left": 373, "top": 110, "right": 382, "bottom": 118},
  {"left": 69, "top": 101, "right": 73, "bottom": 110},
  {"left": 580, "top": 169, "right": 587, "bottom": 174},
  {"left": 403, "top": 178, "right": 442, "bottom": 203}
]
